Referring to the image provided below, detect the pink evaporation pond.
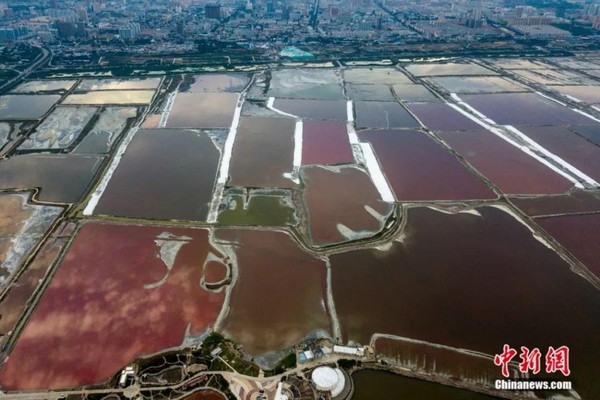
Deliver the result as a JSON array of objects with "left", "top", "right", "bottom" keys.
[
  {"left": 0, "top": 223, "right": 225, "bottom": 390},
  {"left": 407, "top": 103, "right": 483, "bottom": 132},
  {"left": 439, "top": 130, "right": 572, "bottom": 195},
  {"left": 301, "top": 121, "right": 353, "bottom": 166},
  {"left": 517, "top": 125, "right": 600, "bottom": 182},
  {"left": 460, "top": 93, "right": 594, "bottom": 125}
]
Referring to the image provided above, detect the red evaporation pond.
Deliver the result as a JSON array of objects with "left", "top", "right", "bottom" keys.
[
  {"left": 204, "top": 261, "right": 228, "bottom": 284},
  {"left": 359, "top": 130, "right": 495, "bottom": 201},
  {"left": 215, "top": 229, "right": 330, "bottom": 356},
  {"left": 0, "top": 223, "right": 225, "bottom": 390},
  {"left": 301, "top": 121, "right": 353, "bottom": 166},
  {"left": 301, "top": 165, "right": 392, "bottom": 246},
  {"left": 183, "top": 389, "right": 227, "bottom": 400},
  {"left": 0, "top": 222, "right": 71, "bottom": 336},
  {"left": 460, "top": 93, "right": 594, "bottom": 125},
  {"left": 537, "top": 214, "right": 600, "bottom": 278},
  {"left": 331, "top": 206, "right": 600, "bottom": 399},
  {"left": 439, "top": 130, "right": 572, "bottom": 195},
  {"left": 229, "top": 117, "right": 296, "bottom": 188},
  {"left": 407, "top": 103, "right": 483, "bottom": 132},
  {"left": 517, "top": 125, "right": 600, "bottom": 182},
  {"left": 510, "top": 190, "right": 600, "bottom": 217}
]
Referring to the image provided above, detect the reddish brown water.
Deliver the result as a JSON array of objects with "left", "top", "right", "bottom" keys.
[
  {"left": 0, "top": 223, "right": 225, "bottom": 390},
  {"left": 460, "top": 93, "right": 594, "bottom": 125},
  {"left": 183, "top": 389, "right": 227, "bottom": 400},
  {"left": 352, "top": 370, "right": 500, "bottom": 400},
  {"left": 331, "top": 206, "right": 600, "bottom": 399},
  {"left": 273, "top": 99, "right": 347, "bottom": 121},
  {"left": 375, "top": 337, "right": 507, "bottom": 384},
  {"left": 166, "top": 92, "right": 238, "bottom": 128},
  {"left": 0, "top": 222, "right": 72, "bottom": 336},
  {"left": 301, "top": 166, "right": 392, "bottom": 246},
  {"left": 0, "top": 154, "right": 105, "bottom": 203},
  {"left": 354, "top": 101, "right": 419, "bottom": 129},
  {"left": 407, "top": 103, "right": 483, "bottom": 132},
  {"left": 229, "top": 117, "right": 296, "bottom": 188},
  {"left": 537, "top": 214, "right": 600, "bottom": 278},
  {"left": 95, "top": 129, "right": 220, "bottom": 221},
  {"left": 510, "top": 191, "right": 600, "bottom": 217},
  {"left": 204, "top": 261, "right": 228, "bottom": 284},
  {"left": 215, "top": 229, "right": 330, "bottom": 356},
  {"left": 517, "top": 125, "right": 600, "bottom": 182},
  {"left": 302, "top": 121, "right": 353, "bottom": 166},
  {"left": 439, "top": 130, "right": 573, "bottom": 195},
  {"left": 359, "top": 130, "right": 495, "bottom": 201}
]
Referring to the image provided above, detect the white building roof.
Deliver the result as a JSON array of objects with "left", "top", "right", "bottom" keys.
[
  {"left": 331, "top": 368, "right": 346, "bottom": 397},
  {"left": 311, "top": 366, "right": 339, "bottom": 391},
  {"left": 274, "top": 382, "right": 288, "bottom": 400},
  {"left": 333, "top": 345, "right": 365, "bottom": 356}
]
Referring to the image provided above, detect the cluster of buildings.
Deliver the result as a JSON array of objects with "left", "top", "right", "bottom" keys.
[{"left": 0, "top": 0, "right": 598, "bottom": 58}]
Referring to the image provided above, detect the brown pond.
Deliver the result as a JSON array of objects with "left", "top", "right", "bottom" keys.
[
  {"left": 439, "top": 130, "right": 573, "bottom": 195},
  {"left": 0, "top": 154, "right": 105, "bottom": 203},
  {"left": 229, "top": 117, "right": 296, "bottom": 188},
  {"left": 215, "top": 229, "right": 331, "bottom": 357},
  {"left": 182, "top": 389, "right": 227, "bottom": 400},
  {"left": 94, "top": 129, "right": 220, "bottom": 221},
  {"left": 517, "top": 125, "right": 600, "bottom": 182},
  {"left": 359, "top": 130, "right": 495, "bottom": 201},
  {"left": 510, "top": 191, "right": 600, "bottom": 217},
  {"left": 352, "top": 369, "right": 501, "bottom": 400},
  {"left": 537, "top": 214, "right": 600, "bottom": 279},
  {"left": 301, "top": 165, "right": 392, "bottom": 246},
  {"left": 331, "top": 206, "right": 600, "bottom": 399}
]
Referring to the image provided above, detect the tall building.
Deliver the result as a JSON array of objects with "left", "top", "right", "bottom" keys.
[
  {"left": 119, "top": 22, "right": 141, "bottom": 40},
  {"left": 55, "top": 20, "right": 87, "bottom": 38}
]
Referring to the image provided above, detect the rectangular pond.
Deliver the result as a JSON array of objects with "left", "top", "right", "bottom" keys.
[
  {"left": 93, "top": 129, "right": 220, "bottom": 221},
  {"left": 359, "top": 130, "right": 495, "bottom": 201}
]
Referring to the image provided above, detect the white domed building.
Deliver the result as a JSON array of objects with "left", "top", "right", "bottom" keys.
[{"left": 311, "top": 366, "right": 346, "bottom": 397}]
